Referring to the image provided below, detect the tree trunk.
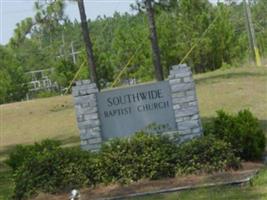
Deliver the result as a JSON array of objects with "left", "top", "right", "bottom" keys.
[
  {"left": 145, "top": 0, "right": 164, "bottom": 81},
  {"left": 77, "top": 0, "right": 99, "bottom": 89}
]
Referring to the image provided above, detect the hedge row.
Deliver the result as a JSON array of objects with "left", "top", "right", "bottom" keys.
[
  {"left": 7, "top": 134, "right": 239, "bottom": 199},
  {"left": 6, "top": 109, "right": 265, "bottom": 199}
]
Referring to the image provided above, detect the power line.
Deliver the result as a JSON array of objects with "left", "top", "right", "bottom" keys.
[
  {"left": 111, "top": 40, "right": 145, "bottom": 88},
  {"left": 179, "top": 14, "right": 220, "bottom": 65}
]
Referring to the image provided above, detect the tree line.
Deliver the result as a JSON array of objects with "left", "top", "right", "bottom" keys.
[{"left": 0, "top": 0, "right": 266, "bottom": 104}]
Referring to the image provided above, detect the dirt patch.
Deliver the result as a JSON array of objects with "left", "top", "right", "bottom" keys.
[{"left": 33, "top": 162, "right": 264, "bottom": 200}]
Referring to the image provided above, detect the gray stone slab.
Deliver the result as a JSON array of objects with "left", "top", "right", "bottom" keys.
[
  {"left": 80, "top": 132, "right": 89, "bottom": 140},
  {"left": 171, "top": 91, "right": 186, "bottom": 98},
  {"left": 80, "top": 128, "right": 86, "bottom": 135},
  {"left": 91, "top": 127, "right": 101, "bottom": 132},
  {"left": 170, "top": 72, "right": 191, "bottom": 79},
  {"left": 97, "top": 81, "right": 176, "bottom": 140},
  {"left": 177, "top": 120, "right": 200, "bottom": 130},
  {"left": 84, "top": 113, "right": 99, "bottom": 121},
  {"left": 172, "top": 96, "right": 196, "bottom": 104},
  {"left": 74, "top": 95, "right": 96, "bottom": 105},
  {"left": 171, "top": 64, "right": 188, "bottom": 70},
  {"left": 174, "top": 71, "right": 192, "bottom": 78},
  {"left": 174, "top": 107, "right": 198, "bottom": 118},
  {"left": 81, "top": 100, "right": 97, "bottom": 108},
  {"left": 82, "top": 80, "right": 91, "bottom": 84},
  {"left": 192, "top": 127, "right": 202, "bottom": 134},
  {"left": 191, "top": 114, "right": 200, "bottom": 120},
  {"left": 183, "top": 76, "right": 193, "bottom": 83},
  {"left": 84, "top": 109, "right": 98, "bottom": 115},
  {"left": 178, "top": 102, "right": 190, "bottom": 108},
  {"left": 75, "top": 80, "right": 83, "bottom": 86},
  {"left": 76, "top": 114, "right": 84, "bottom": 122},
  {"left": 72, "top": 89, "right": 79, "bottom": 97},
  {"left": 170, "top": 83, "right": 194, "bottom": 92},
  {"left": 170, "top": 68, "right": 190, "bottom": 75},
  {"left": 80, "top": 140, "right": 88, "bottom": 146},
  {"left": 169, "top": 79, "right": 182, "bottom": 85},
  {"left": 88, "top": 131, "right": 101, "bottom": 138},
  {"left": 188, "top": 101, "right": 197, "bottom": 106},
  {"left": 186, "top": 90, "right": 196, "bottom": 97},
  {"left": 175, "top": 117, "right": 185, "bottom": 123},
  {"left": 81, "top": 143, "right": 101, "bottom": 151},
  {"left": 76, "top": 88, "right": 95, "bottom": 96},
  {"left": 180, "top": 133, "right": 200, "bottom": 142},
  {"left": 78, "top": 119, "right": 100, "bottom": 129},
  {"left": 73, "top": 82, "right": 96, "bottom": 90},
  {"left": 88, "top": 137, "right": 102, "bottom": 144},
  {"left": 80, "top": 130, "right": 101, "bottom": 140},
  {"left": 176, "top": 129, "right": 192, "bottom": 135},
  {"left": 173, "top": 104, "right": 181, "bottom": 110}
]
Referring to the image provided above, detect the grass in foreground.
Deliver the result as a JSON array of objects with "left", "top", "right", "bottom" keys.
[{"left": 133, "top": 167, "right": 267, "bottom": 200}]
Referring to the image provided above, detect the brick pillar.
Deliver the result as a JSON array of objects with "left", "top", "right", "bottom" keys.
[
  {"left": 72, "top": 80, "right": 102, "bottom": 151},
  {"left": 168, "top": 64, "right": 202, "bottom": 141}
]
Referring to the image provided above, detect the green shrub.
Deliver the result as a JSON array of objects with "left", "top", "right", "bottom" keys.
[
  {"left": 99, "top": 132, "right": 179, "bottom": 183},
  {"left": 13, "top": 147, "right": 97, "bottom": 200},
  {"left": 176, "top": 135, "right": 240, "bottom": 174},
  {"left": 10, "top": 132, "right": 243, "bottom": 199},
  {"left": 6, "top": 139, "right": 61, "bottom": 171},
  {"left": 205, "top": 109, "right": 266, "bottom": 160}
]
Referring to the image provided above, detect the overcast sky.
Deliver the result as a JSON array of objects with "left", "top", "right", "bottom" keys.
[{"left": 0, "top": 0, "right": 222, "bottom": 45}]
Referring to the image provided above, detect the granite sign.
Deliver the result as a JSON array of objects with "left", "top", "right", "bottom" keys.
[
  {"left": 97, "top": 81, "right": 176, "bottom": 140},
  {"left": 72, "top": 64, "right": 202, "bottom": 151}
]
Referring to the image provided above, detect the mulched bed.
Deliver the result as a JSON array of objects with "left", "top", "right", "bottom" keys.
[{"left": 34, "top": 162, "right": 264, "bottom": 200}]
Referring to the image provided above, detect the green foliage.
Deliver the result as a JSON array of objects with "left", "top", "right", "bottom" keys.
[
  {"left": 53, "top": 59, "right": 78, "bottom": 88},
  {"left": 99, "top": 133, "right": 240, "bottom": 183},
  {"left": 0, "top": 46, "right": 28, "bottom": 104},
  {"left": 6, "top": 139, "right": 61, "bottom": 171},
  {"left": 11, "top": 145, "right": 97, "bottom": 199},
  {"left": 9, "top": 132, "right": 242, "bottom": 199},
  {"left": 176, "top": 135, "right": 240, "bottom": 174},
  {"left": 0, "top": 164, "right": 14, "bottom": 200},
  {"left": 2, "top": 0, "right": 267, "bottom": 102},
  {"left": 204, "top": 109, "right": 266, "bottom": 160},
  {"left": 9, "top": 17, "right": 33, "bottom": 47},
  {"left": 99, "top": 132, "right": 178, "bottom": 183},
  {"left": 35, "top": 91, "right": 58, "bottom": 98}
]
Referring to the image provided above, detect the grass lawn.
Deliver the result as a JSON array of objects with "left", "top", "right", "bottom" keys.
[
  {"left": 195, "top": 66, "right": 267, "bottom": 124},
  {"left": 0, "top": 95, "right": 80, "bottom": 161},
  {"left": 0, "top": 66, "right": 266, "bottom": 199}
]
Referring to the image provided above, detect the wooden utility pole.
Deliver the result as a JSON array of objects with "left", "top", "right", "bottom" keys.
[
  {"left": 145, "top": 0, "right": 164, "bottom": 81},
  {"left": 77, "top": 0, "right": 99, "bottom": 89},
  {"left": 243, "top": 0, "right": 261, "bottom": 66}
]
